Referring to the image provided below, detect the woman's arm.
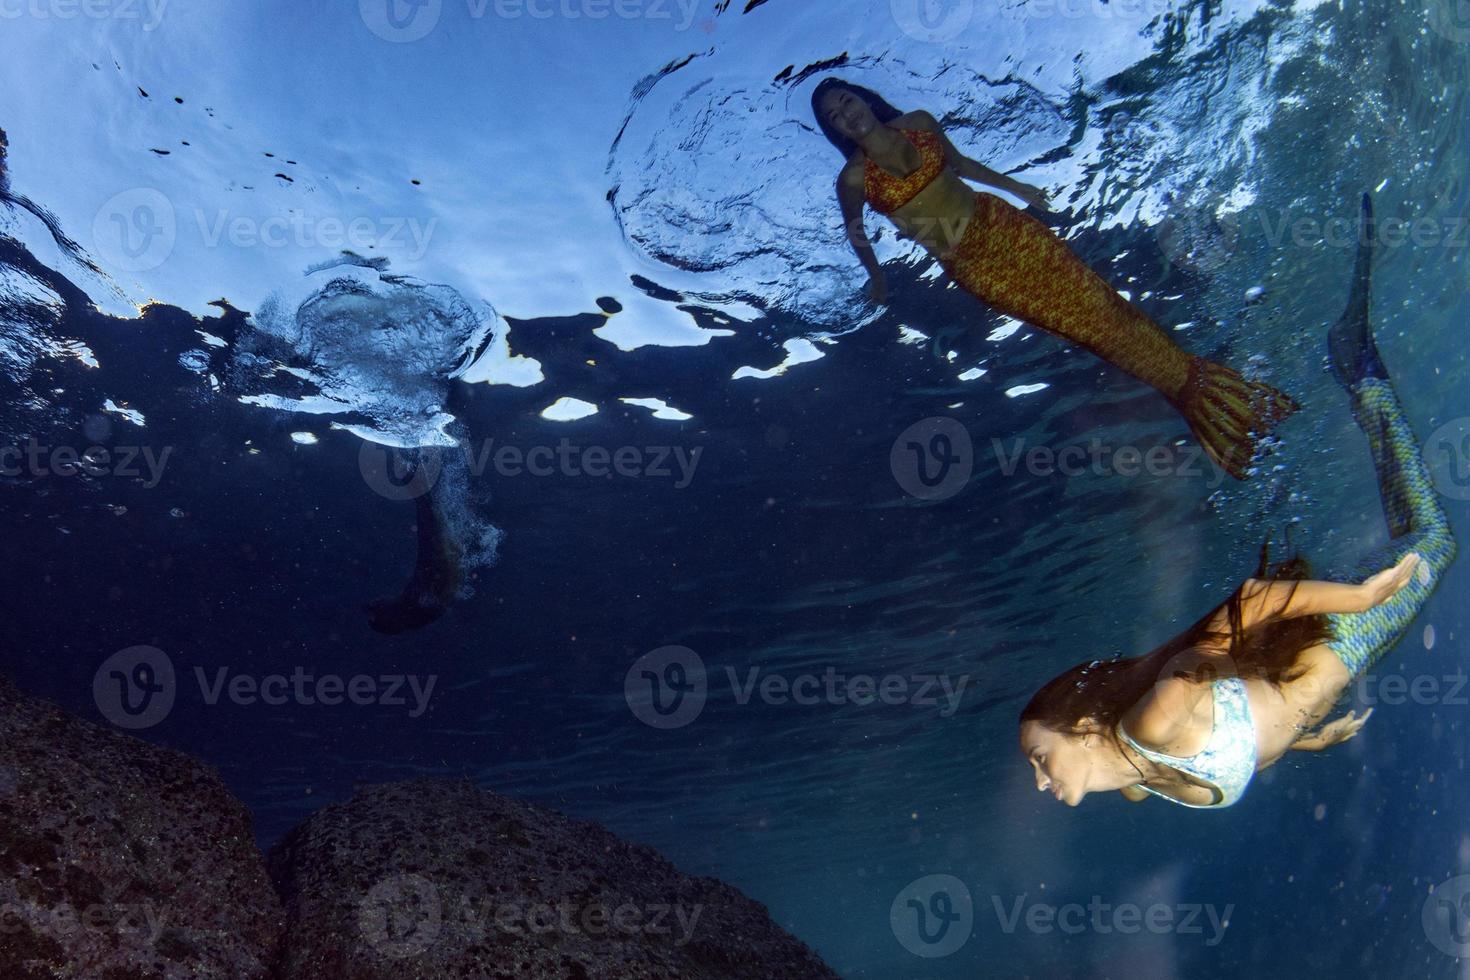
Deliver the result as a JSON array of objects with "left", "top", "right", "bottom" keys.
[
  {"left": 1290, "top": 708, "right": 1373, "bottom": 751},
  {"left": 836, "top": 166, "right": 885, "bottom": 302},
  {"left": 1227, "top": 553, "right": 1422, "bottom": 629},
  {"left": 906, "top": 110, "right": 1049, "bottom": 209}
]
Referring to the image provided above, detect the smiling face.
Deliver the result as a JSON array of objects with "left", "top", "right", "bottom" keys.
[
  {"left": 1018, "top": 720, "right": 1107, "bottom": 807},
  {"left": 819, "top": 87, "right": 879, "bottom": 143}
]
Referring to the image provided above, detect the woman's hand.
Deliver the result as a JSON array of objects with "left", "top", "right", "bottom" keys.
[
  {"left": 1358, "top": 552, "right": 1422, "bottom": 609},
  {"left": 1011, "top": 182, "right": 1050, "bottom": 212},
  {"left": 1294, "top": 708, "right": 1373, "bottom": 750},
  {"left": 866, "top": 273, "right": 888, "bottom": 306}
]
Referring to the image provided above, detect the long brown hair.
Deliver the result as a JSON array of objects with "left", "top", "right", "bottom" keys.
[{"left": 1019, "top": 539, "right": 1336, "bottom": 741}]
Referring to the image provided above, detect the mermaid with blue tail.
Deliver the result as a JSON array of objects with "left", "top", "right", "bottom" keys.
[{"left": 1017, "top": 193, "right": 1456, "bottom": 809}]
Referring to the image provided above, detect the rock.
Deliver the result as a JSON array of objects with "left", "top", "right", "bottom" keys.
[
  {"left": 0, "top": 675, "right": 283, "bottom": 979},
  {"left": 267, "top": 779, "right": 840, "bottom": 980}
]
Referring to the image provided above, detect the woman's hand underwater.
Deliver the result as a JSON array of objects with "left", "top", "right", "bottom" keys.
[
  {"left": 1299, "top": 708, "right": 1373, "bottom": 749},
  {"left": 1358, "top": 552, "right": 1422, "bottom": 609},
  {"left": 1012, "top": 182, "right": 1050, "bottom": 212},
  {"left": 1317, "top": 708, "right": 1370, "bottom": 746},
  {"left": 866, "top": 272, "right": 888, "bottom": 306}
]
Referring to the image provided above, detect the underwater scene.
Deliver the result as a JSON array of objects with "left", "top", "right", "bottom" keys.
[{"left": 3, "top": 0, "right": 1470, "bottom": 977}]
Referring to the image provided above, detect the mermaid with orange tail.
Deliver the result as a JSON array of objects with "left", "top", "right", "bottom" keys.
[{"left": 811, "top": 78, "right": 1298, "bottom": 479}]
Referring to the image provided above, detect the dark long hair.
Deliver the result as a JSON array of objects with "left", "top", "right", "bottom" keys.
[
  {"left": 1019, "top": 540, "right": 1336, "bottom": 742},
  {"left": 809, "top": 77, "right": 904, "bottom": 160}
]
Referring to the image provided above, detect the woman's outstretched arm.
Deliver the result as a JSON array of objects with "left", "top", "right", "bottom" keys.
[
  {"left": 836, "top": 166, "right": 885, "bottom": 302},
  {"left": 1230, "top": 552, "right": 1422, "bottom": 628}
]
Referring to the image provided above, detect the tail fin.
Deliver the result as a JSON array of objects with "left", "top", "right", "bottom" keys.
[
  {"left": 1327, "top": 192, "right": 1386, "bottom": 388},
  {"left": 1173, "top": 356, "right": 1300, "bottom": 480}
]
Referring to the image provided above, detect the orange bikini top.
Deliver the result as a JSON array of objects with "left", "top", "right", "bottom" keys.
[{"left": 863, "top": 128, "right": 946, "bottom": 214}]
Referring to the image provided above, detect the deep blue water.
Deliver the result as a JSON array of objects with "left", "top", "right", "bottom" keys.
[{"left": 4, "top": 1, "right": 1470, "bottom": 977}]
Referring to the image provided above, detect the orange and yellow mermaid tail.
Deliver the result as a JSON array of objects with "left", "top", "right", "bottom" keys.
[{"left": 939, "top": 193, "right": 1299, "bottom": 479}]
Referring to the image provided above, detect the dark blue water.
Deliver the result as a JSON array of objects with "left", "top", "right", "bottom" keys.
[{"left": 4, "top": 1, "right": 1470, "bottom": 977}]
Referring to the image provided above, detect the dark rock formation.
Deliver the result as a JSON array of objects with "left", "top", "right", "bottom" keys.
[
  {"left": 0, "top": 676, "right": 283, "bottom": 979},
  {"left": 0, "top": 674, "right": 837, "bottom": 979},
  {"left": 267, "top": 779, "right": 840, "bottom": 980}
]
